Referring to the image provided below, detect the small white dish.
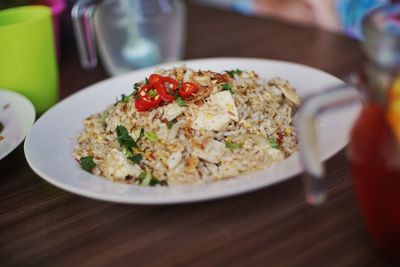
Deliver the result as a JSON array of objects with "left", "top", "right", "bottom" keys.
[
  {"left": 24, "top": 58, "right": 361, "bottom": 204},
  {"left": 0, "top": 89, "right": 35, "bottom": 160}
]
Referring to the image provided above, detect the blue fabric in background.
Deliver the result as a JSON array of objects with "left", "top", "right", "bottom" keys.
[
  {"left": 336, "top": 0, "right": 390, "bottom": 39},
  {"left": 192, "top": 0, "right": 392, "bottom": 39},
  {"left": 232, "top": 0, "right": 256, "bottom": 15},
  {"left": 232, "top": 0, "right": 390, "bottom": 39}
]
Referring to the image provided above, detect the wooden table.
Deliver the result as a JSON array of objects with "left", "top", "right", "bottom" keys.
[{"left": 1, "top": 3, "right": 397, "bottom": 267}]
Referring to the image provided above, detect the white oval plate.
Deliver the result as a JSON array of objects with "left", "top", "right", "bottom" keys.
[
  {"left": 0, "top": 89, "right": 35, "bottom": 160},
  {"left": 24, "top": 58, "right": 360, "bottom": 204}
]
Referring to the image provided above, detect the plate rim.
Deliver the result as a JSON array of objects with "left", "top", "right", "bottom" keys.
[
  {"left": 0, "top": 88, "right": 36, "bottom": 160},
  {"left": 24, "top": 57, "right": 357, "bottom": 204}
]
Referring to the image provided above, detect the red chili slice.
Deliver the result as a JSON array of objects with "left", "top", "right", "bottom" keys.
[
  {"left": 148, "top": 74, "right": 163, "bottom": 84},
  {"left": 135, "top": 84, "right": 162, "bottom": 111},
  {"left": 154, "top": 82, "right": 175, "bottom": 103},
  {"left": 162, "top": 77, "right": 180, "bottom": 92},
  {"left": 135, "top": 99, "right": 154, "bottom": 112},
  {"left": 179, "top": 82, "right": 197, "bottom": 98},
  {"left": 136, "top": 75, "right": 181, "bottom": 109}
]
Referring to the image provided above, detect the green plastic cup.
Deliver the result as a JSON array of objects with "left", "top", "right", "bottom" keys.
[{"left": 0, "top": 6, "right": 59, "bottom": 114}]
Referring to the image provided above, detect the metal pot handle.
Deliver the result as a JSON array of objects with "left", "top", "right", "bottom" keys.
[
  {"left": 297, "top": 81, "right": 361, "bottom": 205},
  {"left": 71, "top": 0, "right": 99, "bottom": 69}
]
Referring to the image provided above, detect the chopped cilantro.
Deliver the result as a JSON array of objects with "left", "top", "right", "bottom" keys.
[
  {"left": 122, "top": 94, "right": 130, "bottom": 102},
  {"left": 119, "top": 128, "right": 143, "bottom": 163},
  {"left": 115, "top": 90, "right": 137, "bottom": 105},
  {"left": 268, "top": 137, "right": 279, "bottom": 149},
  {"left": 116, "top": 125, "right": 138, "bottom": 149},
  {"left": 144, "top": 131, "right": 158, "bottom": 142},
  {"left": 133, "top": 83, "right": 141, "bottom": 99},
  {"left": 175, "top": 96, "right": 186, "bottom": 107},
  {"left": 138, "top": 170, "right": 147, "bottom": 181},
  {"left": 122, "top": 147, "right": 134, "bottom": 157},
  {"left": 128, "top": 153, "right": 143, "bottom": 164},
  {"left": 80, "top": 156, "right": 96, "bottom": 172},
  {"left": 167, "top": 121, "right": 174, "bottom": 129},
  {"left": 225, "top": 69, "right": 243, "bottom": 78},
  {"left": 139, "top": 128, "right": 144, "bottom": 140},
  {"left": 149, "top": 178, "right": 161, "bottom": 186},
  {"left": 139, "top": 169, "right": 151, "bottom": 185},
  {"left": 167, "top": 119, "right": 177, "bottom": 129},
  {"left": 225, "top": 142, "right": 243, "bottom": 151},
  {"left": 148, "top": 89, "right": 157, "bottom": 97},
  {"left": 114, "top": 94, "right": 131, "bottom": 105},
  {"left": 221, "top": 83, "right": 233, "bottom": 93},
  {"left": 138, "top": 169, "right": 162, "bottom": 186}
]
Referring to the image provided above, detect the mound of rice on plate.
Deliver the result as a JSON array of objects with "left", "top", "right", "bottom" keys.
[{"left": 72, "top": 66, "right": 301, "bottom": 186}]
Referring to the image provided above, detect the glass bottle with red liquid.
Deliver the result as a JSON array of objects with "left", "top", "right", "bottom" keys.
[{"left": 298, "top": 4, "right": 400, "bottom": 261}]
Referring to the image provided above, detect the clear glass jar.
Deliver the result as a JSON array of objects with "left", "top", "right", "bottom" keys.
[
  {"left": 72, "top": 0, "right": 186, "bottom": 76},
  {"left": 298, "top": 4, "right": 400, "bottom": 260}
]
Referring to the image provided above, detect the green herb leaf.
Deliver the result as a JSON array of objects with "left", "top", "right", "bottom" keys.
[
  {"left": 138, "top": 170, "right": 147, "bottom": 181},
  {"left": 122, "top": 147, "right": 134, "bottom": 157},
  {"left": 132, "top": 83, "right": 141, "bottom": 99},
  {"left": 145, "top": 78, "right": 149, "bottom": 84},
  {"left": 167, "top": 119, "right": 177, "bottom": 129},
  {"left": 114, "top": 93, "right": 132, "bottom": 106},
  {"left": 221, "top": 83, "right": 233, "bottom": 93},
  {"left": 128, "top": 153, "right": 143, "bottom": 164},
  {"left": 117, "top": 125, "right": 138, "bottom": 149},
  {"left": 144, "top": 131, "right": 158, "bottom": 142},
  {"left": 225, "top": 69, "right": 243, "bottom": 78},
  {"left": 138, "top": 170, "right": 163, "bottom": 186},
  {"left": 268, "top": 137, "right": 279, "bottom": 149},
  {"left": 80, "top": 156, "right": 96, "bottom": 172},
  {"left": 175, "top": 96, "right": 186, "bottom": 107},
  {"left": 148, "top": 89, "right": 157, "bottom": 97},
  {"left": 140, "top": 169, "right": 152, "bottom": 186},
  {"left": 225, "top": 142, "right": 243, "bottom": 151},
  {"left": 149, "top": 177, "right": 161, "bottom": 186},
  {"left": 122, "top": 94, "right": 130, "bottom": 102}
]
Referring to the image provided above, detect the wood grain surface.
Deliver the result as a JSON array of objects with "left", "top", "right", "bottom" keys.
[{"left": 0, "top": 2, "right": 397, "bottom": 267}]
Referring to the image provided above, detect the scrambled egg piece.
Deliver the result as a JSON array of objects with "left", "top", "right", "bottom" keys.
[
  {"left": 167, "top": 151, "right": 183, "bottom": 169},
  {"left": 162, "top": 103, "right": 186, "bottom": 121},
  {"left": 210, "top": 91, "right": 239, "bottom": 121},
  {"left": 192, "top": 91, "right": 239, "bottom": 131},
  {"left": 193, "top": 140, "right": 226, "bottom": 163}
]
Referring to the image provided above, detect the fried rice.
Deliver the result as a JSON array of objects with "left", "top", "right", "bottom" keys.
[{"left": 72, "top": 66, "right": 301, "bottom": 185}]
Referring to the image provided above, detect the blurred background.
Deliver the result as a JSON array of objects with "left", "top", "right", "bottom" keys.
[
  {"left": 2, "top": 1, "right": 400, "bottom": 265},
  {"left": 0, "top": 0, "right": 360, "bottom": 77}
]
